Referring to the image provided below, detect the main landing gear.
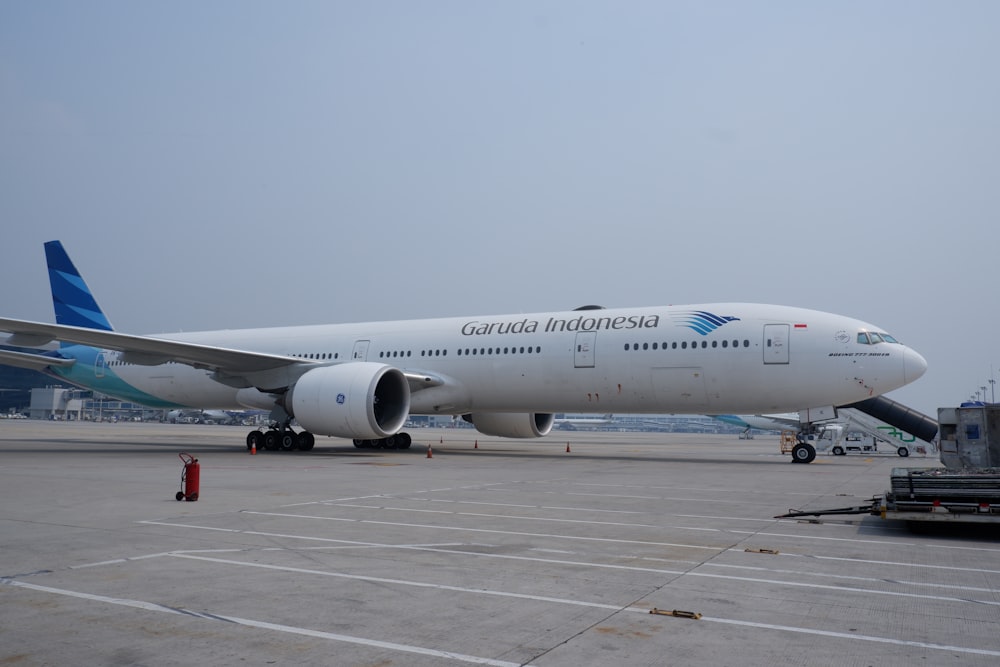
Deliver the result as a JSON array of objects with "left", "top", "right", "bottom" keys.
[
  {"left": 353, "top": 433, "right": 412, "bottom": 450},
  {"left": 246, "top": 426, "right": 315, "bottom": 452},
  {"left": 791, "top": 441, "right": 817, "bottom": 464},
  {"left": 245, "top": 428, "right": 415, "bottom": 452}
]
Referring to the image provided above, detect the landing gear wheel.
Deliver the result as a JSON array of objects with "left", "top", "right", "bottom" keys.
[
  {"left": 792, "top": 443, "right": 816, "bottom": 464},
  {"left": 832, "top": 446, "right": 845, "bottom": 456},
  {"left": 247, "top": 431, "right": 263, "bottom": 451},
  {"left": 897, "top": 447, "right": 910, "bottom": 457},
  {"left": 399, "top": 432, "right": 412, "bottom": 449},
  {"left": 264, "top": 430, "right": 280, "bottom": 451},
  {"left": 298, "top": 432, "right": 315, "bottom": 451},
  {"left": 280, "top": 433, "right": 297, "bottom": 451}
]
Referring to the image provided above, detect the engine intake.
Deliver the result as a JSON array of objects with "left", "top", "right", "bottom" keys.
[
  {"left": 286, "top": 363, "right": 409, "bottom": 439},
  {"left": 464, "top": 412, "right": 554, "bottom": 439}
]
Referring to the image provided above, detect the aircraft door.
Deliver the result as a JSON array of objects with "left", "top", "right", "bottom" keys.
[
  {"left": 352, "top": 340, "right": 370, "bottom": 361},
  {"left": 574, "top": 332, "right": 596, "bottom": 368},
  {"left": 95, "top": 351, "right": 107, "bottom": 378},
  {"left": 763, "top": 324, "right": 789, "bottom": 364}
]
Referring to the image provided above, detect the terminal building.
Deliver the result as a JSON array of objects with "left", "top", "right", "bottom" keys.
[{"left": 28, "top": 387, "right": 88, "bottom": 421}]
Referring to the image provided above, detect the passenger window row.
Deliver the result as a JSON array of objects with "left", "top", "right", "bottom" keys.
[
  {"left": 624, "top": 339, "right": 751, "bottom": 351},
  {"left": 375, "top": 346, "right": 546, "bottom": 359}
]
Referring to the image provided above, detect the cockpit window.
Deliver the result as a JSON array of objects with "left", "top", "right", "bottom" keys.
[{"left": 857, "top": 331, "right": 900, "bottom": 345}]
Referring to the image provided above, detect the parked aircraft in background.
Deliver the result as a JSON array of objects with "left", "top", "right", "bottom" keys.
[
  {"left": 0, "top": 241, "right": 927, "bottom": 463},
  {"left": 166, "top": 409, "right": 236, "bottom": 425},
  {"left": 714, "top": 413, "right": 801, "bottom": 435},
  {"left": 554, "top": 414, "right": 615, "bottom": 430}
]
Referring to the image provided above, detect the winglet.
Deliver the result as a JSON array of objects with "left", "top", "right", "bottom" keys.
[{"left": 44, "top": 240, "right": 114, "bottom": 331}]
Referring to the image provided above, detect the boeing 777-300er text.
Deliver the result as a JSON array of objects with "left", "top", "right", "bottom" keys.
[{"left": 0, "top": 241, "right": 927, "bottom": 463}]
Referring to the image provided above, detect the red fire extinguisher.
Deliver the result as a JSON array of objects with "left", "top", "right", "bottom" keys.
[{"left": 175, "top": 452, "right": 200, "bottom": 501}]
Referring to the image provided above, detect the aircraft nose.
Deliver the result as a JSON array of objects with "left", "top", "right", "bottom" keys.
[{"left": 903, "top": 346, "right": 928, "bottom": 384}]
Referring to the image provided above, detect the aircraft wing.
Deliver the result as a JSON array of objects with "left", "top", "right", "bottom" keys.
[
  {"left": 0, "top": 316, "right": 314, "bottom": 390},
  {"left": 0, "top": 317, "right": 446, "bottom": 393},
  {"left": 0, "top": 347, "right": 77, "bottom": 372}
]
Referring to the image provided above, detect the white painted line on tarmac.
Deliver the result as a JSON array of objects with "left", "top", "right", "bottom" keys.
[
  {"left": 318, "top": 499, "right": 777, "bottom": 533},
  {"left": 364, "top": 504, "right": 665, "bottom": 529},
  {"left": 139, "top": 518, "right": 999, "bottom": 607},
  {"left": 760, "top": 550, "right": 1000, "bottom": 575},
  {"left": 138, "top": 519, "right": 703, "bottom": 573},
  {"left": 405, "top": 497, "right": 647, "bottom": 515},
  {"left": 926, "top": 542, "right": 1000, "bottom": 554},
  {"left": 699, "top": 615, "right": 1000, "bottom": 658},
  {"left": 739, "top": 529, "right": 1000, "bottom": 557},
  {"left": 685, "top": 570, "right": 1000, "bottom": 607},
  {"left": 165, "top": 554, "right": 1000, "bottom": 654},
  {"left": 733, "top": 528, "right": 928, "bottom": 545},
  {"left": 545, "top": 480, "right": 823, "bottom": 498},
  {"left": 237, "top": 510, "right": 725, "bottom": 550},
  {"left": 672, "top": 513, "right": 775, "bottom": 523},
  {"left": 0, "top": 578, "right": 532, "bottom": 667},
  {"left": 564, "top": 491, "right": 662, "bottom": 500},
  {"left": 169, "top": 552, "right": 627, "bottom": 611},
  {"left": 71, "top": 552, "right": 175, "bottom": 569},
  {"left": 11, "top": 559, "right": 997, "bottom": 660},
  {"left": 704, "top": 562, "right": 1000, "bottom": 594}
]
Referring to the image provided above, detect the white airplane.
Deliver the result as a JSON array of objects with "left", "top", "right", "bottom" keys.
[{"left": 0, "top": 241, "right": 928, "bottom": 463}]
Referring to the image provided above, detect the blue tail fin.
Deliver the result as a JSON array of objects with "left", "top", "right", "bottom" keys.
[{"left": 44, "top": 240, "right": 114, "bottom": 331}]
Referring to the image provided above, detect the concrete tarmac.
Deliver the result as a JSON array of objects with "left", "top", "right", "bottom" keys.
[{"left": 1, "top": 421, "right": 998, "bottom": 666}]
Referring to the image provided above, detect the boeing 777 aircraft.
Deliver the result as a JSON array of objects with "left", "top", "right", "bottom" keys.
[{"left": 0, "top": 241, "right": 927, "bottom": 463}]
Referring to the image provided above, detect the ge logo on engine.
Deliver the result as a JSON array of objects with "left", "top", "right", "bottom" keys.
[{"left": 336, "top": 393, "right": 346, "bottom": 404}]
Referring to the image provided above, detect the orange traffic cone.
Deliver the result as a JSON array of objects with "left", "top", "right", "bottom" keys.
[
  {"left": 427, "top": 444, "right": 433, "bottom": 459},
  {"left": 566, "top": 442, "right": 571, "bottom": 453},
  {"left": 474, "top": 440, "right": 478, "bottom": 449},
  {"left": 251, "top": 441, "right": 257, "bottom": 455}
]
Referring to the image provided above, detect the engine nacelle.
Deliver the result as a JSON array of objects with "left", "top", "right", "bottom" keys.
[
  {"left": 464, "top": 412, "right": 554, "bottom": 439},
  {"left": 235, "top": 387, "right": 278, "bottom": 411},
  {"left": 285, "top": 363, "right": 410, "bottom": 439}
]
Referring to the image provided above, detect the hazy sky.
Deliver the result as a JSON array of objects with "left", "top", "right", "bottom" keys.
[{"left": 2, "top": 2, "right": 998, "bottom": 417}]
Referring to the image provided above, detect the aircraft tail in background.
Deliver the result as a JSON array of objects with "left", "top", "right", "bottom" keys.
[{"left": 44, "top": 240, "right": 114, "bottom": 332}]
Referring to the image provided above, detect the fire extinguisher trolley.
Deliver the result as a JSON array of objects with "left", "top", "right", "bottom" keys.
[{"left": 175, "top": 452, "right": 200, "bottom": 501}]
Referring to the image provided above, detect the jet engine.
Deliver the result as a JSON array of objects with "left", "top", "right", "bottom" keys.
[
  {"left": 284, "top": 363, "right": 409, "bottom": 439},
  {"left": 463, "top": 412, "right": 554, "bottom": 438}
]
